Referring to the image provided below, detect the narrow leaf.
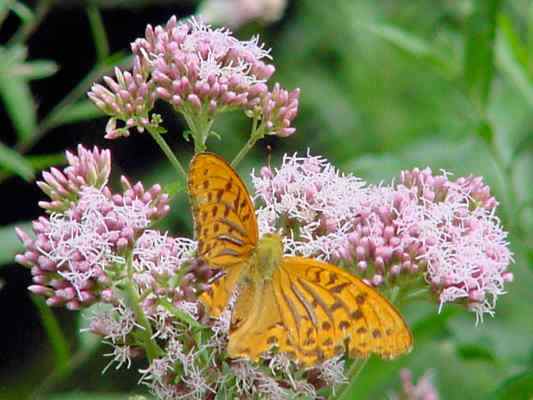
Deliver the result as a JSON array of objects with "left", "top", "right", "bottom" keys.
[
  {"left": 0, "top": 141, "right": 34, "bottom": 180},
  {"left": 27, "top": 152, "right": 66, "bottom": 172},
  {"left": 13, "top": 59, "right": 59, "bottom": 80},
  {"left": 10, "top": 1, "right": 33, "bottom": 23},
  {"left": 47, "top": 100, "right": 103, "bottom": 128},
  {"left": 496, "top": 17, "right": 533, "bottom": 107},
  {"left": 498, "top": 14, "right": 529, "bottom": 69},
  {"left": 361, "top": 23, "right": 455, "bottom": 77},
  {"left": 86, "top": 4, "right": 110, "bottom": 63},
  {"left": 31, "top": 295, "right": 71, "bottom": 373},
  {"left": 0, "top": 75, "right": 37, "bottom": 143},
  {"left": 464, "top": 0, "right": 503, "bottom": 111},
  {"left": 159, "top": 298, "right": 204, "bottom": 330}
]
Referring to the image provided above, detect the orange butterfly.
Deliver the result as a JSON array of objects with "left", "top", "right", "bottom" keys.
[{"left": 188, "top": 152, "right": 412, "bottom": 366}]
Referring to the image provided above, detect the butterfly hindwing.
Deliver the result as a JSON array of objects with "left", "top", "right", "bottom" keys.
[
  {"left": 200, "top": 264, "right": 244, "bottom": 318},
  {"left": 227, "top": 279, "right": 295, "bottom": 361},
  {"left": 188, "top": 153, "right": 258, "bottom": 269},
  {"left": 278, "top": 257, "right": 413, "bottom": 362}
]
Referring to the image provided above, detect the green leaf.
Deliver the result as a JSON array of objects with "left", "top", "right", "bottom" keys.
[
  {"left": 0, "top": 152, "right": 64, "bottom": 181},
  {"left": 158, "top": 298, "right": 204, "bottom": 330},
  {"left": 337, "top": 307, "right": 459, "bottom": 400},
  {"left": 498, "top": 14, "right": 529, "bottom": 70},
  {"left": 0, "top": 74, "right": 37, "bottom": 143},
  {"left": 12, "top": 59, "right": 59, "bottom": 80},
  {"left": 31, "top": 295, "right": 71, "bottom": 373},
  {"left": 47, "top": 100, "right": 103, "bottom": 128},
  {"left": 87, "top": 4, "right": 110, "bottom": 63},
  {"left": 0, "top": 221, "right": 31, "bottom": 266},
  {"left": 0, "top": 141, "right": 34, "bottom": 180},
  {"left": 487, "top": 370, "right": 533, "bottom": 400},
  {"left": 10, "top": 1, "right": 33, "bottom": 23},
  {"left": 496, "top": 16, "right": 533, "bottom": 107},
  {"left": 360, "top": 23, "right": 455, "bottom": 77},
  {"left": 27, "top": 152, "right": 66, "bottom": 172},
  {"left": 476, "top": 119, "right": 494, "bottom": 144},
  {"left": 464, "top": 0, "right": 503, "bottom": 112},
  {"left": 164, "top": 180, "right": 185, "bottom": 200},
  {"left": 456, "top": 343, "right": 496, "bottom": 362}
]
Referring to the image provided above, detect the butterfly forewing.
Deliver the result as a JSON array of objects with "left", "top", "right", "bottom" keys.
[{"left": 188, "top": 153, "right": 258, "bottom": 269}]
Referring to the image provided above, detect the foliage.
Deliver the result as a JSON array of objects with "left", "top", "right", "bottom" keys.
[{"left": 0, "top": 0, "right": 532, "bottom": 399}]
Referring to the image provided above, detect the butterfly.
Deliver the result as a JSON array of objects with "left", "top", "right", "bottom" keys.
[{"left": 188, "top": 152, "right": 412, "bottom": 366}]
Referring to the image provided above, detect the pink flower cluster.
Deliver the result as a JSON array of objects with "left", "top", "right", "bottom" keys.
[
  {"left": 89, "top": 17, "right": 299, "bottom": 140},
  {"left": 15, "top": 145, "right": 170, "bottom": 309},
  {"left": 132, "top": 230, "right": 209, "bottom": 308},
  {"left": 394, "top": 168, "right": 513, "bottom": 321},
  {"left": 252, "top": 154, "right": 513, "bottom": 321},
  {"left": 37, "top": 145, "right": 111, "bottom": 212},
  {"left": 88, "top": 57, "right": 155, "bottom": 139}
]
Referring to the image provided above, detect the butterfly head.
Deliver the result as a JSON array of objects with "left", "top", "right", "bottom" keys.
[{"left": 255, "top": 233, "right": 284, "bottom": 279}]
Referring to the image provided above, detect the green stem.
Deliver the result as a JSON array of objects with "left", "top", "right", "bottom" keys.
[
  {"left": 335, "top": 357, "right": 369, "bottom": 400},
  {"left": 181, "top": 107, "right": 215, "bottom": 153},
  {"left": 231, "top": 118, "right": 263, "bottom": 167},
  {"left": 123, "top": 252, "right": 163, "bottom": 360},
  {"left": 148, "top": 127, "right": 187, "bottom": 182}
]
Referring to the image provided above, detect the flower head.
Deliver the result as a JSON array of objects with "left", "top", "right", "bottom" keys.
[
  {"left": 253, "top": 153, "right": 513, "bottom": 322},
  {"left": 253, "top": 152, "right": 366, "bottom": 258},
  {"left": 89, "top": 16, "right": 299, "bottom": 145},
  {"left": 15, "top": 146, "right": 170, "bottom": 309},
  {"left": 88, "top": 57, "right": 156, "bottom": 139},
  {"left": 37, "top": 145, "right": 111, "bottom": 212},
  {"left": 396, "top": 168, "right": 512, "bottom": 323}
]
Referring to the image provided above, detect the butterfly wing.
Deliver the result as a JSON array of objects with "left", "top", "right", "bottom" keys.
[
  {"left": 189, "top": 153, "right": 259, "bottom": 317},
  {"left": 275, "top": 256, "right": 413, "bottom": 364},
  {"left": 188, "top": 152, "right": 258, "bottom": 269},
  {"left": 227, "top": 278, "right": 299, "bottom": 362}
]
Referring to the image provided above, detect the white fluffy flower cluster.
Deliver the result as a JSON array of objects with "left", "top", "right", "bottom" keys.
[
  {"left": 252, "top": 153, "right": 514, "bottom": 322},
  {"left": 252, "top": 152, "right": 366, "bottom": 259}
]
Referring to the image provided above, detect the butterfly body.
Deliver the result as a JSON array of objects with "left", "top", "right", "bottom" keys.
[
  {"left": 188, "top": 152, "right": 413, "bottom": 367},
  {"left": 254, "top": 233, "right": 284, "bottom": 280}
]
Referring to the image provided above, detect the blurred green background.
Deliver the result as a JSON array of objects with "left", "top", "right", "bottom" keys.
[{"left": 0, "top": 0, "right": 532, "bottom": 399}]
